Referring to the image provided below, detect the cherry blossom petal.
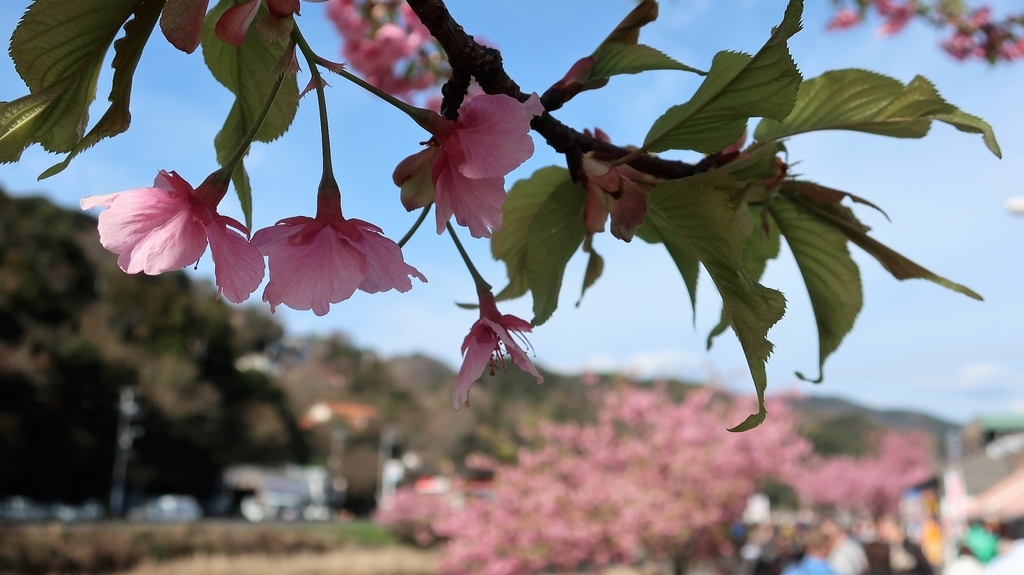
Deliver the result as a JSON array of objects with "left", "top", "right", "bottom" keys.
[
  {"left": 88, "top": 187, "right": 193, "bottom": 257},
  {"left": 454, "top": 323, "right": 500, "bottom": 410},
  {"left": 153, "top": 170, "right": 194, "bottom": 196},
  {"left": 251, "top": 223, "right": 299, "bottom": 255},
  {"left": 350, "top": 224, "right": 427, "bottom": 294},
  {"left": 522, "top": 92, "right": 545, "bottom": 117},
  {"left": 261, "top": 226, "right": 368, "bottom": 316},
  {"left": 450, "top": 94, "right": 536, "bottom": 179},
  {"left": 160, "top": 0, "right": 210, "bottom": 54},
  {"left": 432, "top": 151, "right": 457, "bottom": 234},
  {"left": 393, "top": 147, "right": 437, "bottom": 211},
  {"left": 609, "top": 179, "right": 650, "bottom": 242},
  {"left": 121, "top": 206, "right": 208, "bottom": 275},
  {"left": 435, "top": 163, "right": 505, "bottom": 239},
  {"left": 215, "top": 0, "right": 260, "bottom": 46},
  {"left": 205, "top": 216, "right": 265, "bottom": 304}
]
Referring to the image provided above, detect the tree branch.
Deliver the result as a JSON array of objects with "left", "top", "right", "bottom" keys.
[{"left": 406, "top": 0, "right": 707, "bottom": 181}]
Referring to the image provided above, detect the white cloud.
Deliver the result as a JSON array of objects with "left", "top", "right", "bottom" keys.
[{"left": 953, "top": 362, "right": 1010, "bottom": 391}]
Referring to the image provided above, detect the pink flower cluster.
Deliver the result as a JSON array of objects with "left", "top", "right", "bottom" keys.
[
  {"left": 580, "top": 128, "right": 661, "bottom": 242},
  {"left": 374, "top": 486, "right": 457, "bottom": 546},
  {"left": 790, "top": 430, "right": 934, "bottom": 514},
  {"left": 81, "top": 172, "right": 425, "bottom": 316},
  {"left": 874, "top": 0, "right": 916, "bottom": 37},
  {"left": 433, "top": 386, "right": 810, "bottom": 575},
  {"left": 327, "top": 0, "right": 441, "bottom": 102},
  {"left": 942, "top": 7, "right": 1024, "bottom": 61},
  {"left": 826, "top": 1, "right": 1024, "bottom": 62}
]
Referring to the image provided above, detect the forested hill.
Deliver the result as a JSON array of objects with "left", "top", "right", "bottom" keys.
[{"left": 0, "top": 189, "right": 307, "bottom": 503}]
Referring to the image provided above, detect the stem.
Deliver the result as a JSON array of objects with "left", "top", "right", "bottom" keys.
[
  {"left": 213, "top": 65, "right": 288, "bottom": 183},
  {"left": 446, "top": 222, "right": 491, "bottom": 293},
  {"left": 292, "top": 26, "right": 336, "bottom": 188},
  {"left": 333, "top": 66, "right": 429, "bottom": 126},
  {"left": 398, "top": 204, "right": 432, "bottom": 248},
  {"left": 609, "top": 146, "right": 646, "bottom": 168}
]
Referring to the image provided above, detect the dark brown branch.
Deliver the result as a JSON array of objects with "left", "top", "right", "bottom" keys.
[{"left": 405, "top": 0, "right": 705, "bottom": 181}]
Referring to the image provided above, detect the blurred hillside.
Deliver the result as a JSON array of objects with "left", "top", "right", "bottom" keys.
[
  {"left": 0, "top": 190, "right": 954, "bottom": 511},
  {"left": 0, "top": 189, "right": 307, "bottom": 505}
]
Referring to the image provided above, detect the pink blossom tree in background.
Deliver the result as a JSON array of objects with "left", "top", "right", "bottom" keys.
[
  {"left": 791, "top": 430, "right": 934, "bottom": 515},
  {"left": 374, "top": 483, "right": 458, "bottom": 546},
  {"left": 826, "top": 0, "right": 1024, "bottom": 61},
  {"left": 433, "top": 386, "right": 811, "bottom": 575}
]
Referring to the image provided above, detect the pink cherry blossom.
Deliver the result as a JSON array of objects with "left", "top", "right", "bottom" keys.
[
  {"left": 826, "top": 8, "right": 861, "bottom": 31},
  {"left": 432, "top": 386, "right": 810, "bottom": 575},
  {"left": 251, "top": 186, "right": 425, "bottom": 316},
  {"left": 394, "top": 93, "right": 544, "bottom": 239},
  {"left": 454, "top": 291, "right": 543, "bottom": 410},
  {"left": 791, "top": 430, "right": 933, "bottom": 514},
  {"left": 328, "top": 0, "right": 439, "bottom": 102},
  {"left": 581, "top": 151, "right": 660, "bottom": 242},
  {"left": 80, "top": 170, "right": 265, "bottom": 304},
  {"left": 874, "top": 0, "right": 915, "bottom": 37}
]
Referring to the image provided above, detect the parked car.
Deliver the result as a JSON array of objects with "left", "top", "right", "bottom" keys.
[
  {"left": 0, "top": 496, "right": 49, "bottom": 522},
  {"left": 127, "top": 495, "right": 202, "bottom": 522}
]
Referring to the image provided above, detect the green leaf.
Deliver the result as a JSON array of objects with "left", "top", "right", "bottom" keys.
[
  {"left": 0, "top": 80, "right": 72, "bottom": 162},
  {"left": 769, "top": 197, "right": 862, "bottom": 383},
  {"left": 721, "top": 141, "right": 784, "bottom": 183},
  {"left": 642, "top": 208, "right": 701, "bottom": 321},
  {"left": 753, "top": 70, "right": 1000, "bottom": 157},
  {"left": 576, "top": 234, "right": 605, "bottom": 306},
  {"left": 590, "top": 43, "right": 704, "bottom": 80},
  {"left": 41, "top": 0, "right": 164, "bottom": 178},
  {"left": 2, "top": 0, "right": 142, "bottom": 161},
  {"left": 646, "top": 179, "right": 787, "bottom": 430},
  {"left": 639, "top": 171, "right": 748, "bottom": 322},
  {"left": 492, "top": 167, "right": 574, "bottom": 301},
  {"left": 526, "top": 182, "right": 588, "bottom": 326},
  {"left": 707, "top": 206, "right": 782, "bottom": 350},
  {"left": 643, "top": 0, "right": 803, "bottom": 154},
  {"left": 599, "top": 0, "right": 658, "bottom": 45},
  {"left": 203, "top": 0, "right": 299, "bottom": 231},
  {"left": 783, "top": 181, "right": 982, "bottom": 301}
]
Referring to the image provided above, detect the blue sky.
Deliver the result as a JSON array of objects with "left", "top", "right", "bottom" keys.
[{"left": 2, "top": 1, "right": 1021, "bottom": 424}]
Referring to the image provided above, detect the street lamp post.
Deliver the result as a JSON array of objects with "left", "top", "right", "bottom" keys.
[{"left": 109, "top": 387, "right": 140, "bottom": 518}]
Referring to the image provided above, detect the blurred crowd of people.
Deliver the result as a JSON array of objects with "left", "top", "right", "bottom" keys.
[{"left": 735, "top": 516, "right": 1023, "bottom": 575}]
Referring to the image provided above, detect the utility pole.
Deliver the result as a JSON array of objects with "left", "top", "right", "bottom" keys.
[
  {"left": 376, "top": 426, "right": 396, "bottom": 505},
  {"left": 109, "top": 387, "right": 140, "bottom": 518}
]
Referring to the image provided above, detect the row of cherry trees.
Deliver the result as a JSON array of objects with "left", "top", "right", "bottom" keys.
[{"left": 376, "top": 385, "right": 933, "bottom": 575}]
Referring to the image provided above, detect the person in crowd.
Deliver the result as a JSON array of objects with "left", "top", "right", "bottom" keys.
[
  {"left": 876, "top": 515, "right": 934, "bottom": 575},
  {"left": 863, "top": 540, "right": 894, "bottom": 575},
  {"left": 782, "top": 528, "right": 840, "bottom": 575},
  {"left": 942, "top": 545, "right": 983, "bottom": 575},
  {"left": 964, "top": 522, "right": 999, "bottom": 564},
  {"left": 738, "top": 523, "right": 783, "bottom": 575},
  {"left": 983, "top": 533, "right": 1024, "bottom": 575},
  {"left": 822, "top": 516, "right": 868, "bottom": 575}
]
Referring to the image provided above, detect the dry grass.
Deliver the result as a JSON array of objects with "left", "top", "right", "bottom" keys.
[
  {"left": 106, "top": 548, "right": 440, "bottom": 575},
  {"left": 0, "top": 522, "right": 392, "bottom": 575}
]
